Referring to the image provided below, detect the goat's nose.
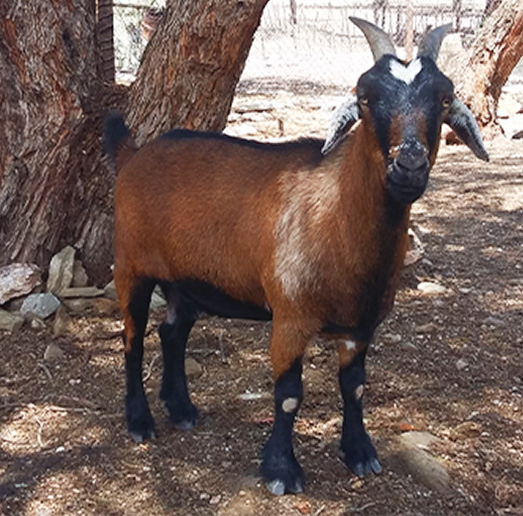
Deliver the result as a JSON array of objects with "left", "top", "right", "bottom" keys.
[{"left": 396, "top": 138, "right": 428, "bottom": 171}]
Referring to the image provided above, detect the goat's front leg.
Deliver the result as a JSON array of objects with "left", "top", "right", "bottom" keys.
[
  {"left": 261, "top": 319, "right": 312, "bottom": 495},
  {"left": 338, "top": 340, "right": 381, "bottom": 477}
]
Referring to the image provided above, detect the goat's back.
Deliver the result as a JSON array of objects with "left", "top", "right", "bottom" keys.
[{"left": 114, "top": 130, "right": 324, "bottom": 300}]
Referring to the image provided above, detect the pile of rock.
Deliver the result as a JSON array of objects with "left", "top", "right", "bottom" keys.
[{"left": 0, "top": 246, "right": 157, "bottom": 333}]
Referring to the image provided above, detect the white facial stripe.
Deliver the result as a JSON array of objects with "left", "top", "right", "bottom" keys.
[
  {"left": 282, "top": 397, "right": 299, "bottom": 413},
  {"left": 345, "top": 340, "right": 356, "bottom": 351},
  {"left": 390, "top": 58, "right": 423, "bottom": 84}
]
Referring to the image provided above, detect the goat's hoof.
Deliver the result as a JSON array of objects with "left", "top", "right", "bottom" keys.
[
  {"left": 126, "top": 397, "right": 156, "bottom": 443},
  {"left": 165, "top": 400, "right": 199, "bottom": 431},
  {"left": 266, "top": 477, "right": 304, "bottom": 496},
  {"left": 130, "top": 429, "right": 156, "bottom": 443},
  {"left": 342, "top": 434, "right": 381, "bottom": 478},
  {"left": 261, "top": 454, "right": 305, "bottom": 495}
]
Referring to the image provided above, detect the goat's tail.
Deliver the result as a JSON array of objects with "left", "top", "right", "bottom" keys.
[{"left": 103, "top": 111, "right": 137, "bottom": 171}]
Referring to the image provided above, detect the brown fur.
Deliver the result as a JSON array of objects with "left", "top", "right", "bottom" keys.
[{"left": 114, "top": 124, "right": 410, "bottom": 378}]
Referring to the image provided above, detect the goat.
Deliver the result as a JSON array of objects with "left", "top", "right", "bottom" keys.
[{"left": 104, "top": 18, "right": 488, "bottom": 495}]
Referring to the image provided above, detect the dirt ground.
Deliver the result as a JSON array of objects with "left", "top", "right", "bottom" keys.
[{"left": 1, "top": 90, "right": 522, "bottom": 515}]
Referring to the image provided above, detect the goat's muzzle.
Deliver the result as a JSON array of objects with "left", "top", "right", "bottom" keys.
[{"left": 386, "top": 139, "right": 429, "bottom": 204}]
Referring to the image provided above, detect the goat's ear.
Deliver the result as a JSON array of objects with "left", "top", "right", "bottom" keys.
[
  {"left": 322, "top": 95, "right": 360, "bottom": 155},
  {"left": 444, "top": 98, "right": 489, "bottom": 162}
]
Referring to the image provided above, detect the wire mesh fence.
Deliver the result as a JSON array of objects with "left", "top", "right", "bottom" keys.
[{"left": 114, "top": 0, "right": 489, "bottom": 90}]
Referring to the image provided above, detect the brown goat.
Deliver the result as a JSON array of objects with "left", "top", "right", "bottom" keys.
[{"left": 104, "top": 18, "right": 488, "bottom": 495}]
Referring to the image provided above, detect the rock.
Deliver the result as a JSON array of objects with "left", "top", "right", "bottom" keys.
[
  {"left": 103, "top": 280, "right": 117, "bottom": 300},
  {"left": 0, "top": 309, "right": 24, "bottom": 332},
  {"left": 20, "top": 293, "right": 61, "bottom": 320},
  {"left": 44, "top": 342, "right": 65, "bottom": 362},
  {"left": 185, "top": 357, "right": 203, "bottom": 378},
  {"left": 91, "top": 298, "right": 120, "bottom": 316},
  {"left": 456, "top": 358, "right": 469, "bottom": 371},
  {"left": 58, "top": 287, "right": 104, "bottom": 298},
  {"left": 62, "top": 298, "right": 92, "bottom": 313},
  {"left": 415, "top": 323, "right": 436, "bottom": 333},
  {"left": 383, "top": 333, "right": 402, "bottom": 344},
  {"left": 238, "top": 392, "right": 272, "bottom": 401},
  {"left": 0, "top": 263, "right": 41, "bottom": 305},
  {"left": 72, "top": 260, "right": 89, "bottom": 287},
  {"left": 404, "top": 228, "right": 424, "bottom": 266},
  {"left": 47, "top": 246, "right": 76, "bottom": 294},
  {"left": 483, "top": 316, "right": 504, "bottom": 327},
  {"left": 150, "top": 292, "right": 166, "bottom": 310},
  {"left": 53, "top": 306, "right": 72, "bottom": 336},
  {"left": 29, "top": 317, "right": 46, "bottom": 330},
  {"left": 401, "top": 341, "right": 417, "bottom": 351},
  {"left": 395, "top": 431, "right": 451, "bottom": 495},
  {"left": 417, "top": 281, "right": 448, "bottom": 295}
]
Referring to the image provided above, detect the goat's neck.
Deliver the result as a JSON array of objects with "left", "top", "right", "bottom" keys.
[{"left": 335, "top": 127, "right": 411, "bottom": 325}]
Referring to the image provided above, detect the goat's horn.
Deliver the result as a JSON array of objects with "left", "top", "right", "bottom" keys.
[
  {"left": 417, "top": 23, "right": 452, "bottom": 61},
  {"left": 350, "top": 17, "right": 396, "bottom": 62}
]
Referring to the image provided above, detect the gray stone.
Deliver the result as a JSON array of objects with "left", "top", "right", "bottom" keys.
[
  {"left": 416, "top": 323, "right": 436, "bottom": 333},
  {"left": 150, "top": 292, "right": 167, "bottom": 310},
  {"left": 58, "top": 287, "right": 104, "bottom": 298},
  {"left": 383, "top": 333, "right": 402, "bottom": 344},
  {"left": 395, "top": 431, "right": 451, "bottom": 495},
  {"left": 44, "top": 342, "right": 65, "bottom": 362},
  {"left": 0, "top": 263, "right": 41, "bottom": 305},
  {"left": 72, "top": 260, "right": 89, "bottom": 287},
  {"left": 53, "top": 306, "right": 72, "bottom": 336},
  {"left": 47, "top": 246, "right": 76, "bottom": 294},
  {"left": 61, "top": 298, "right": 93, "bottom": 313},
  {"left": 456, "top": 358, "right": 469, "bottom": 371},
  {"left": 0, "top": 309, "right": 24, "bottom": 332},
  {"left": 185, "top": 357, "right": 203, "bottom": 379},
  {"left": 417, "top": 281, "right": 448, "bottom": 295},
  {"left": 20, "top": 293, "right": 61, "bottom": 320},
  {"left": 29, "top": 317, "right": 46, "bottom": 330},
  {"left": 91, "top": 298, "right": 120, "bottom": 316},
  {"left": 103, "top": 280, "right": 117, "bottom": 300}
]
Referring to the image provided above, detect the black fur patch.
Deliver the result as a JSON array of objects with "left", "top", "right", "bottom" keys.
[
  {"left": 175, "top": 279, "right": 272, "bottom": 321},
  {"left": 103, "top": 111, "right": 130, "bottom": 164}
]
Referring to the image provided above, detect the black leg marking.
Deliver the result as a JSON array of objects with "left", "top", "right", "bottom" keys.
[
  {"left": 261, "top": 359, "right": 305, "bottom": 495},
  {"left": 125, "top": 279, "right": 156, "bottom": 443},
  {"left": 339, "top": 351, "right": 381, "bottom": 477},
  {"left": 158, "top": 296, "right": 199, "bottom": 430}
]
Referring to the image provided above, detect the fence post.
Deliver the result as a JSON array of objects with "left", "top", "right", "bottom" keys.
[{"left": 405, "top": 0, "right": 414, "bottom": 60}]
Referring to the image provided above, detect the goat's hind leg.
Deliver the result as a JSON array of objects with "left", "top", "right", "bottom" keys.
[
  {"left": 158, "top": 284, "right": 199, "bottom": 430},
  {"left": 119, "top": 276, "right": 156, "bottom": 443}
]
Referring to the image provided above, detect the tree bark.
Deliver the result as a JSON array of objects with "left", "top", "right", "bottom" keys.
[
  {"left": 128, "top": 0, "right": 269, "bottom": 144},
  {"left": 0, "top": 1, "right": 112, "bottom": 276},
  {"left": 455, "top": 0, "right": 523, "bottom": 128},
  {"left": 0, "top": 0, "right": 268, "bottom": 284}
]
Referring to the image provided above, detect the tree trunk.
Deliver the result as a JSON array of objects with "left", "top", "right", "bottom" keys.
[
  {"left": 0, "top": 1, "right": 112, "bottom": 277},
  {"left": 455, "top": 0, "right": 523, "bottom": 129},
  {"left": 0, "top": 0, "right": 268, "bottom": 284},
  {"left": 128, "top": 0, "right": 269, "bottom": 144}
]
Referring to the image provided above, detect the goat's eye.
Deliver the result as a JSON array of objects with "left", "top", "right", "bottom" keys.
[
  {"left": 360, "top": 97, "right": 369, "bottom": 106},
  {"left": 442, "top": 98, "right": 451, "bottom": 109}
]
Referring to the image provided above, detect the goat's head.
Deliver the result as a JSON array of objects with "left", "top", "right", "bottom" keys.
[{"left": 323, "top": 18, "right": 489, "bottom": 205}]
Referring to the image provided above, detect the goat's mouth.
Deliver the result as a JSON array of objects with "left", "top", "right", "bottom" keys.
[{"left": 386, "top": 159, "right": 430, "bottom": 204}]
